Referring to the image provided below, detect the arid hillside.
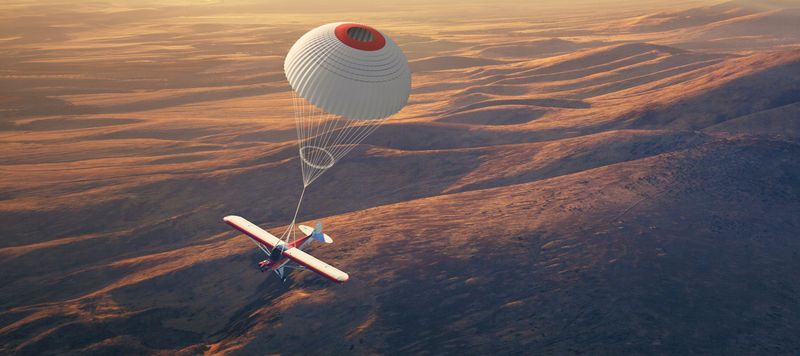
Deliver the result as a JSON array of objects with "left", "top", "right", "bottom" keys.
[{"left": 1, "top": 0, "right": 799, "bottom": 354}]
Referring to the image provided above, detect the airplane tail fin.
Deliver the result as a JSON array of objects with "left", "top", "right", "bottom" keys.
[
  {"left": 311, "top": 221, "right": 333, "bottom": 243},
  {"left": 297, "top": 222, "right": 333, "bottom": 244}
]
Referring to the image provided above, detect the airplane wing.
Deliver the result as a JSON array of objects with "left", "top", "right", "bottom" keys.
[
  {"left": 223, "top": 215, "right": 281, "bottom": 250},
  {"left": 282, "top": 247, "right": 350, "bottom": 283}
]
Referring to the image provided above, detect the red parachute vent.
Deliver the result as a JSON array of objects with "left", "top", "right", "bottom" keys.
[{"left": 334, "top": 23, "right": 386, "bottom": 51}]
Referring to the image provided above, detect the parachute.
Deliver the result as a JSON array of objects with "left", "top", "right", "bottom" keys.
[{"left": 279, "top": 22, "right": 411, "bottom": 242}]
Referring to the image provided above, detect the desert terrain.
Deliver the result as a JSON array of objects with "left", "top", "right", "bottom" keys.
[{"left": 1, "top": 0, "right": 799, "bottom": 354}]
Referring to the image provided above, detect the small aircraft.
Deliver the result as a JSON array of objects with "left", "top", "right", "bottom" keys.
[{"left": 223, "top": 215, "right": 349, "bottom": 283}]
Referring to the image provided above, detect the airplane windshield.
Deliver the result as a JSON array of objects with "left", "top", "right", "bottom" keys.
[{"left": 269, "top": 245, "right": 286, "bottom": 261}]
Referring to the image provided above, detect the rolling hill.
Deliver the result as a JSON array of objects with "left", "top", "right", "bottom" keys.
[{"left": 1, "top": 0, "right": 799, "bottom": 354}]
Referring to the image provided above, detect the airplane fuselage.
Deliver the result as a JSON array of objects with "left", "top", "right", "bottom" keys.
[{"left": 258, "top": 234, "right": 313, "bottom": 273}]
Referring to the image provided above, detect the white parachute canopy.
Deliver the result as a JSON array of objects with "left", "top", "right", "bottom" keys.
[{"left": 284, "top": 22, "right": 411, "bottom": 187}]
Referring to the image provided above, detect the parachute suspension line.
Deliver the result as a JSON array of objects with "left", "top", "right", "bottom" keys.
[
  {"left": 290, "top": 185, "right": 306, "bottom": 228},
  {"left": 288, "top": 93, "right": 393, "bottom": 242},
  {"left": 292, "top": 95, "right": 390, "bottom": 187},
  {"left": 280, "top": 185, "right": 306, "bottom": 244},
  {"left": 286, "top": 91, "right": 310, "bottom": 245},
  {"left": 291, "top": 90, "right": 308, "bottom": 186},
  {"left": 308, "top": 111, "right": 332, "bottom": 176},
  {"left": 327, "top": 117, "right": 389, "bottom": 162}
]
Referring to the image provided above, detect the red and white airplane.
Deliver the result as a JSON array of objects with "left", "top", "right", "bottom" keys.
[{"left": 223, "top": 215, "right": 349, "bottom": 283}]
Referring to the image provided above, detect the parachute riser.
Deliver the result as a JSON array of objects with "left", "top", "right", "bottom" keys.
[{"left": 280, "top": 185, "right": 306, "bottom": 244}]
